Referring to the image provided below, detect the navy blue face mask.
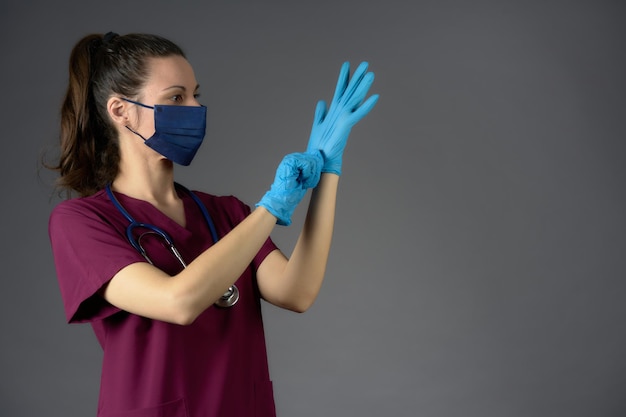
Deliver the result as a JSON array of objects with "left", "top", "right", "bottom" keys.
[{"left": 122, "top": 98, "right": 207, "bottom": 166}]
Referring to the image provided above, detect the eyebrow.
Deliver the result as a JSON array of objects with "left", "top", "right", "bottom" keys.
[{"left": 161, "top": 84, "right": 200, "bottom": 92}]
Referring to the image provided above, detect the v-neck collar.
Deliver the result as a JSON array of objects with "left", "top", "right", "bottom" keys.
[{"left": 107, "top": 188, "right": 195, "bottom": 238}]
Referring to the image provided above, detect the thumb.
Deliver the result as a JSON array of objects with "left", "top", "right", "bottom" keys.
[{"left": 313, "top": 100, "right": 327, "bottom": 126}]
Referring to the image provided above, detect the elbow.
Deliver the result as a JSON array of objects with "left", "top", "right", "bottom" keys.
[
  {"left": 290, "top": 305, "right": 309, "bottom": 314},
  {"left": 172, "top": 310, "right": 198, "bottom": 326},
  {"left": 168, "top": 286, "right": 232, "bottom": 325},
  {"left": 283, "top": 296, "right": 316, "bottom": 314},
  {"left": 167, "top": 289, "right": 203, "bottom": 326},
  {"left": 167, "top": 303, "right": 199, "bottom": 326},
  {"left": 265, "top": 285, "right": 320, "bottom": 313}
]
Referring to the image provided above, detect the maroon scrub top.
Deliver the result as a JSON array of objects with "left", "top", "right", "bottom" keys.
[{"left": 49, "top": 188, "right": 278, "bottom": 417}]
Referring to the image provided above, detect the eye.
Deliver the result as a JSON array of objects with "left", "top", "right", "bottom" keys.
[
  {"left": 170, "top": 94, "right": 183, "bottom": 103},
  {"left": 194, "top": 93, "right": 201, "bottom": 99}
]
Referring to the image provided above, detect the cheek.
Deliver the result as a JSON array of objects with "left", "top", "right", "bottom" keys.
[{"left": 136, "top": 110, "right": 155, "bottom": 133}]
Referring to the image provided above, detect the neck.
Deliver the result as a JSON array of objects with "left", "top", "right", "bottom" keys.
[{"left": 112, "top": 159, "right": 179, "bottom": 205}]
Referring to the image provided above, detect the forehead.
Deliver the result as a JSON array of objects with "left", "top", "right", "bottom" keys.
[{"left": 142, "top": 55, "right": 197, "bottom": 91}]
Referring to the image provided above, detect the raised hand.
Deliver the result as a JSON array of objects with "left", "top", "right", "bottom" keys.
[{"left": 306, "top": 61, "right": 379, "bottom": 175}]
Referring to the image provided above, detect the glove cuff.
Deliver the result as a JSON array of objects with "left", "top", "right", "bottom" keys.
[
  {"left": 256, "top": 195, "right": 291, "bottom": 226},
  {"left": 322, "top": 159, "right": 342, "bottom": 176}
]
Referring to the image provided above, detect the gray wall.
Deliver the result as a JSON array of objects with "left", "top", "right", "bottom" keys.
[{"left": 2, "top": 0, "right": 625, "bottom": 416}]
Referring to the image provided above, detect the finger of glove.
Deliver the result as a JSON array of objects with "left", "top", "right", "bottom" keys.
[
  {"left": 347, "top": 94, "right": 379, "bottom": 125},
  {"left": 282, "top": 151, "right": 322, "bottom": 189},
  {"left": 313, "top": 100, "right": 327, "bottom": 125},
  {"left": 316, "top": 87, "right": 353, "bottom": 136},
  {"left": 307, "top": 101, "right": 328, "bottom": 152},
  {"left": 340, "top": 62, "right": 369, "bottom": 105},
  {"left": 274, "top": 154, "right": 305, "bottom": 191},
  {"left": 322, "top": 65, "right": 371, "bottom": 130},
  {"left": 315, "top": 104, "right": 343, "bottom": 137},
  {"left": 345, "top": 72, "right": 375, "bottom": 111},
  {"left": 258, "top": 153, "right": 317, "bottom": 226},
  {"left": 331, "top": 62, "right": 350, "bottom": 104},
  {"left": 276, "top": 152, "right": 321, "bottom": 189}
]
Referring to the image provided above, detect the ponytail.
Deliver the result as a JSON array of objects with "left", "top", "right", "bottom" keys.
[
  {"left": 48, "top": 32, "right": 185, "bottom": 197},
  {"left": 53, "top": 34, "right": 115, "bottom": 197}
]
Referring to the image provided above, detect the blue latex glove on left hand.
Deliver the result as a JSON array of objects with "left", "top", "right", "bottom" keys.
[
  {"left": 256, "top": 151, "right": 323, "bottom": 226},
  {"left": 306, "top": 61, "right": 379, "bottom": 175}
]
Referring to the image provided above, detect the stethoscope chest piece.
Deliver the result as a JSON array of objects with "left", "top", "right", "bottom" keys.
[{"left": 215, "top": 285, "right": 240, "bottom": 308}]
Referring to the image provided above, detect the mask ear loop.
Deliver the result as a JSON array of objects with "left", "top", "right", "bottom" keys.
[
  {"left": 125, "top": 125, "right": 149, "bottom": 141},
  {"left": 122, "top": 97, "right": 154, "bottom": 109},
  {"left": 122, "top": 98, "right": 154, "bottom": 141}
]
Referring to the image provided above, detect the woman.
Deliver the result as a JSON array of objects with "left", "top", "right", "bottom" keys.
[{"left": 48, "top": 32, "right": 377, "bottom": 417}]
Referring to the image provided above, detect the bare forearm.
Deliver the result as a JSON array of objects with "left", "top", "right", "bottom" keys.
[
  {"left": 262, "top": 173, "right": 339, "bottom": 311},
  {"left": 175, "top": 206, "right": 277, "bottom": 317},
  {"left": 104, "top": 206, "right": 277, "bottom": 324}
]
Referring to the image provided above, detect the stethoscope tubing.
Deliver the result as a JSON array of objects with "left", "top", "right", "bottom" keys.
[{"left": 105, "top": 183, "right": 239, "bottom": 308}]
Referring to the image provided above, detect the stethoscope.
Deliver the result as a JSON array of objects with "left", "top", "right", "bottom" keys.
[{"left": 105, "top": 183, "right": 239, "bottom": 308}]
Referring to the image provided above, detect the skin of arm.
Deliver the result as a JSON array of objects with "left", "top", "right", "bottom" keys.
[
  {"left": 99, "top": 56, "right": 346, "bottom": 324},
  {"left": 103, "top": 205, "right": 278, "bottom": 325},
  {"left": 256, "top": 173, "right": 338, "bottom": 313},
  {"left": 102, "top": 174, "right": 338, "bottom": 324}
]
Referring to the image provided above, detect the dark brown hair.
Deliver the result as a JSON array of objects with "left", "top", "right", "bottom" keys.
[{"left": 48, "top": 32, "right": 185, "bottom": 197}]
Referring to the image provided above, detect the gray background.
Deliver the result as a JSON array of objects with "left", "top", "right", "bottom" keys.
[{"left": 1, "top": 0, "right": 625, "bottom": 416}]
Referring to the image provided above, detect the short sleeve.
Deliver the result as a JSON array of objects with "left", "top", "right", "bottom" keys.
[
  {"left": 49, "top": 201, "right": 146, "bottom": 323},
  {"left": 253, "top": 231, "right": 279, "bottom": 270}
]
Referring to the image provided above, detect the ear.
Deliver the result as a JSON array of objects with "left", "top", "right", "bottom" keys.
[{"left": 107, "top": 96, "right": 130, "bottom": 126}]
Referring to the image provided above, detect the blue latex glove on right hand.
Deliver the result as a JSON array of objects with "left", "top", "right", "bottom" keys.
[
  {"left": 256, "top": 151, "right": 323, "bottom": 226},
  {"left": 306, "top": 61, "right": 379, "bottom": 175}
]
